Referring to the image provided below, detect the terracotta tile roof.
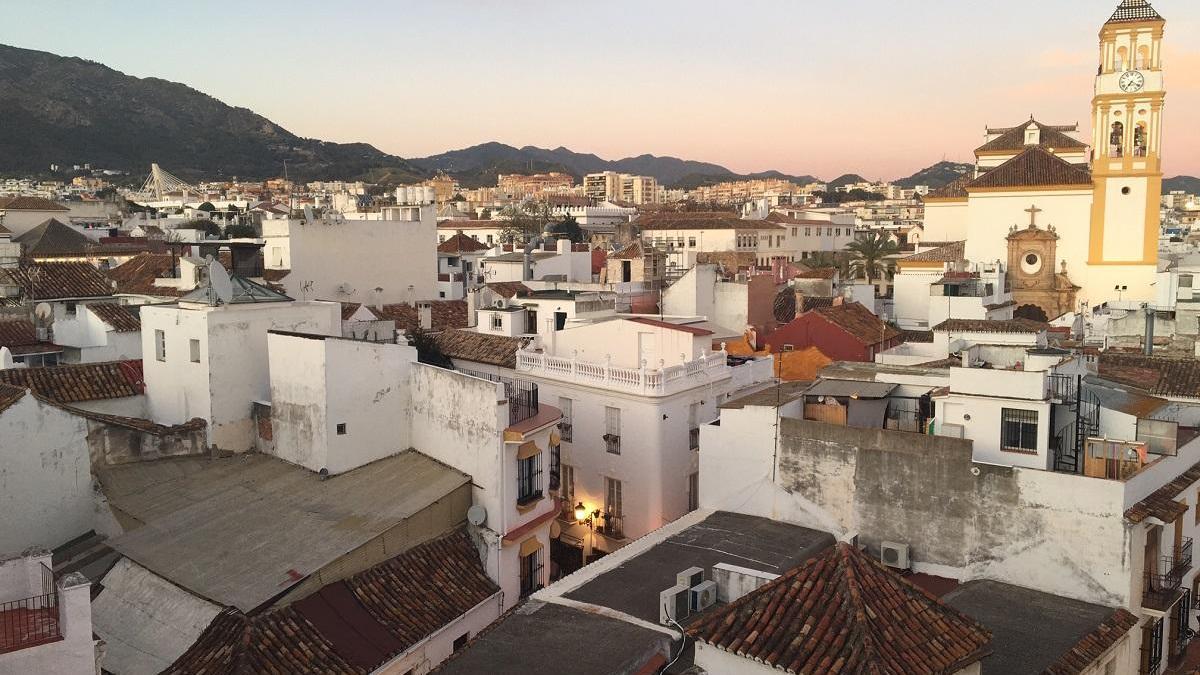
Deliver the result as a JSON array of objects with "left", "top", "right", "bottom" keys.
[
  {"left": 164, "top": 607, "right": 361, "bottom": 675},
  {"left": 0, "top": 360, "right": 143, "bottom": 402},
  {"left": 925, "top": 176, "right": 972, "bottom": 200},
  {"left": 933, "top": 318, "right": 1046, "bottom": 334},
  {"left": 345, "top": 530, "right": 499, "bottom": 654},
  {"left": 0, "top": 319, "right": 61, "bottom": 355},
  {"left": 1124, "top": 460, "right": 1200, "bottom": 523},
  {"left": 165, "top": 529, "right": 497, "bottom": 674},
  {"left": 484, "top": 281, "right": 530, "bottom": 299},
  {"left": 435, "top": 329, "right": 527, "bottom": 369},
  {"left": 688, "top": 543, "right": 991, "bottom": 674},
  {"left": 1098, "top": 354, "right": 1200, "bottom": 398},
  {"left": 901, "top": 329, "right": 935, "bottom": 343},
  {"left": 88, "top": 302, "right": 141, "bottom": 332},
  {"left": 438, "top": 232, "right": 491, "bottom": 254},
  {"left": 627, "top": 317, "right": 713, "bottom": 336},
  {"left": 435, "top": 220, "right": 502, "bottom": 230},
  {"left": 0, "top": 382, "right": 26, "bottom": 414},
  {"left": 902, "top": 242, "right": 966, "bottom": 264},
  {"left": 1107, "top": 0, "right": 1162, "bottom": 24},
  {"left": 695, "top": 251, "right": 757, "bottom": 270},
  {"left": 636, "top": 212, "right": 784, "bottom": 231},
  {"left": 107, "top": 253, "right": 182, "bottom": 297},
  {"left": 376, "top": 300, "right": 468, "bottom": 333},
  {"left": 6, "top": 261, "right": 114, "bottom": 299},
  {"left": 609, "top": 240, "right": 645, "bottom": 260},
  {"left": 0, "top": 196, "right": 69, "bottom": 212},
  {"left": 967, "top": 147, "right": 1092, "bottom": 191},
  {"left": 800, "top": 295, "right": 835, "bottom": 312},
  {"left": 262, "top": 268, "right": 290, "bottom": 283},
  {"left": 813, "top": 302, "right": 902, "bottom": 345},
  {"left": 63, "top": 406, "right": 205, "bottom": 435},
  {"left": 794, "top": 267, "right": 837, "bottom": 279},
  {"left": 13, "top": 218, "right": 91, "bottom": 257},
  {"left": 336, "top": 302, "right": 384, "bottom": 321},
  {"left": 975, "top": 121, "right": 1087, "bottom": 154},
  {"left": 1043, "top": 608, "right": 1138, "bottom": 675}
]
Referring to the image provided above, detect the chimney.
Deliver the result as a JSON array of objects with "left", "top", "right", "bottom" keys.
[
  {"left": 794, "top": 289, "right": 806, "bottom": 320},
  {"left": 418, "top": 301, "right": 433, "bottom": 331},
  {"left": 466, "top": 288, "right": 478, "bottom": 328}
]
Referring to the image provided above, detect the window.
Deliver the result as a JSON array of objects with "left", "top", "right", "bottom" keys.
[
  {"left": 486, "top": 235, "right": 494, "bottom": 245},
  {"left": 826, "top": 227, "right": 833, "bottom": 236},
  {"left": 688, "top": 472, "right": 699, "bottom": 511},
  {"left": 605, "top": 477, "right": 624, "bottom": 538},
  {"left": 336, "top": 423, "right": 347, "bottom": 435},
  {"left": 1142, "top": 616, "right": 1163, "bottom": 675},
  {"left": 559, "top": 397, "right": 573, "bottom": 441},
  {"left": 805, "top": 227, "right": 811, "bottom": 237},
  {"left": 491, "top": 313, "right": 503, "bottom": 330},
  {"left": 549, "top": 442, "right": 561, "bottom": 491},
  {"left": 453, "top": 633, "right": 469, "bottom": 652},
  {"left": 189, "top": 339, "right": 200, "bottom": 363},
  {"left": 688, "top": 237, "right": 696, "bottom": 248},
  {"left": 688, "top": 402, "right": 700, "bottom": 451},
  {"left": 65, "top": 302, "right": 77, "bottom": 317},
  {"left": 438, "top": 235, "right": 446, "bottom": 243},
  {"left": 604, "top": 407, "right": 621, "bottom": 454},
  {"left": 1001, "top": 408, "right": 1039, "bottom": 453},
  {"left": 155, "top": 329, "right": 166, "bottom": 362},
  {"left": 517, "top": 452, "right": 542, "bottom": 504},
  {"left": 439, "top": 291, "right": 446, "bottom": 298},
  {"left": 519, "top": 544, "right": 543, "bottom": 598},
  {"left": 561, "top": 464, "right": 575, "bottom": 508}
]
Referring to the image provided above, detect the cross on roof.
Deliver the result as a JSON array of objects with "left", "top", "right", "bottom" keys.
[{"left": 1024, "top": 204, "right": 1042, "bottom": 227}]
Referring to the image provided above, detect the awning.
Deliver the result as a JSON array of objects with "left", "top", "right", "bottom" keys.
[
  {"left": 848, "top": 398, "right": 889, "bottom": 429},
  {"left": 516, "top": 441, "right": 541, "bottom": 460},
  {"left": 803, "top": 379, "right": 897, "bottom": 400}
]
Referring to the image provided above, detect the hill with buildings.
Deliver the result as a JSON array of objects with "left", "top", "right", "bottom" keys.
[
  {"left": 0, "top": 43, "right": 426, "bottom": 182},
  {"left": 1165, "top": 176, "right": 1200, "bottom": 195},
  {"left": 896, "top": 161, "right": 973, "bottom": 189}
]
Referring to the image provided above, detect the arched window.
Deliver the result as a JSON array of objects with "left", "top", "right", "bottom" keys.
[
  {"left": 1134, "top": 123, "right": 1148, "bottom": 157},
  {"left": 1110, "top": 121, "right": 1125, "bottom": 157},
  {"left": 1137, "top": 45, "right": 1150, "bottom": 70},
  {"left": 1116, "top": 46, "right": 1129, "bottom": 71}
]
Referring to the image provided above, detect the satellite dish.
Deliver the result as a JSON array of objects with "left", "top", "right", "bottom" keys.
[
  {"left": 34, "top": 303, "right": 53, "bottom": 322},
  {"left": 208, "top": 260, "right": 234, "bottom": 305},
  {"left": 467, "top": 505, "right": 488, "bottom": 527},
  {"left": 0, "top": 347, "right": 13, "bottom": 370}
]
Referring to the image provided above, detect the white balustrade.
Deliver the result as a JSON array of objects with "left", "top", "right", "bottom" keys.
[{"left": 515, "top": 347, "right": 731, "bottom": 395}]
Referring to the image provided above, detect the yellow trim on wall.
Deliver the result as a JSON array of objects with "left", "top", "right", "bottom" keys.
[{"left": 966, "top": 184, "right": 1093, "bottom": 194}]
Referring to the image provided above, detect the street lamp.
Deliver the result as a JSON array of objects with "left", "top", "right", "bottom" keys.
[{"left": 574, "top": 502, "right": 601, "bottom": 527}]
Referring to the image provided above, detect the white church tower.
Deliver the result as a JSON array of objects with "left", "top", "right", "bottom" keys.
[{"left": 1086, "top": 0, "right": 1165, "bottom": 302}]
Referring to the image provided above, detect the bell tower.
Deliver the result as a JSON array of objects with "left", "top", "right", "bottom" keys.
[{"left": 1088, "top": 0, "right": 1164, "bottom": 268}]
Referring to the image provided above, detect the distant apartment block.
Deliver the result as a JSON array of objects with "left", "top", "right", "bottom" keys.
[
  {"left": 498, "top": 172, "right": 575, "bottom": 197},
  {"left": 584, "top": 171, "right": 658, "bottom": 205}
]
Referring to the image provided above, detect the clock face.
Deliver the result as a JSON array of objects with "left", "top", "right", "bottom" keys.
[{"left": 1119, "top": 70, "right": 1145, "bottom": 93}]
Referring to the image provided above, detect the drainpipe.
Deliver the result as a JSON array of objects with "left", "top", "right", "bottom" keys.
[{"left": 1144, "top": 304, "right": 1155, "bottom": 356}]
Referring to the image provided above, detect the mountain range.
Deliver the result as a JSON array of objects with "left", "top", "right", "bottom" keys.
[{"left": 0, "top": 43, "right": 1194, "bottom": 194}]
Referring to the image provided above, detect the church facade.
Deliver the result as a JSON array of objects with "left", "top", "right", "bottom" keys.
[{"left": 922, "top": 0, "right": 1166, "bottom": 319}]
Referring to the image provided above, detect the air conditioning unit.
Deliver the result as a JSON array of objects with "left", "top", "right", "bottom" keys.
[
  {"left": 676, "top": 567, "right": 705, "bottom": 589},
  {"left": 880, "top": 541, "right": 910, "bottom": 570},
  {"left": 493, "top": 299, "right": 507, "bottom": 309},
  {"left": 659, "top": 584, "right": 690, "bottom": 626},
  {"left": 691, "top": 580, "right": 718, "bottom": 612}
]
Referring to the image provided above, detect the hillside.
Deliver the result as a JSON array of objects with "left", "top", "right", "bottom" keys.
[
  {"left": 0, "top": 43, "right": 425, "bottom": 182},
  {"left": 1165, "top": 176, "right": 1200, "bottom": 195},
  {"left": 411, "top": 142, "right": 818, "bottom": 189},
  {"left": 895, "top": 161, "right": 973, "bottom": 189},
  {"left": 828, "top": 174, "right": 869, "bottom": 189}
]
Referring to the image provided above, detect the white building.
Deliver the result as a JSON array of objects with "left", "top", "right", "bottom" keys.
[
  {"left": 266, "top": 330, "right": 561, "bottom": 608},
  {"left": 275, "top": 208, "right": 437, "bottom": 305},
  {"left": 635, "top": 211, "right": 794, "bottom": 274},
  {"left": 478, "top": 239, "right": 592, "bottom": 284},
  {"left": 0, "top": 549, "right": 96, "bottom": 674},
  {"left": 140, "top": 278, "right": 340, "bottom": 451},
  {"left": 513, "top": 316, "right": 775, "bottom": 556}
]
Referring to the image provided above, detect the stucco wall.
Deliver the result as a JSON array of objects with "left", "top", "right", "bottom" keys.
[
  {"left": 375, "top": 594, "right": 502, "bottom": 675},
  {"left": 702, "top": 412, "right": 1132, "bottom": 606},
  {"left": 283, "top": 215, "right": 437, "bottom": 305},
  {"left": 0, "top": 395, "right": 94, "bottom": 554},
  {"left": 85, "top": 420, "right": 207, "bottom": 467}
]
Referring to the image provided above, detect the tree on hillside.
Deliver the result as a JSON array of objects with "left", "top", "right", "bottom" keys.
[
  {"left": 197, "top": 202, "right": 217, "bottom": 213},
  {"left": 846, "top": 230, "right": 899, "bottom": 283},
  {"left": 223, "top": 224, "right": 257, "bottom": 238}
]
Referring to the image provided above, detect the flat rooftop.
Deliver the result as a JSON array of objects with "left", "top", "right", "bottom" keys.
[
  {"left": 563, "top": 511, "right": 834, "bottom": 625},
  {"left": 943, "top": 580, "right": 1132, "bottom": 674},
  {"left": 434, "top": 601, "right": 670, "bottom": 675},
  {"left": 100, "top": 450, "right": 469, "bottom": 612},
  {"left": 719, "top": 381, "right": 809, "bottom": 409}
]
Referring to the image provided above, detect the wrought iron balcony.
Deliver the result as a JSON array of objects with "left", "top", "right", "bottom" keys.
[
  {"left": 1143, "top": 540, "right": 1191, "bottom": 612},
  {"left": 0, "top": 564, "right": 59, "bottom": 655}
]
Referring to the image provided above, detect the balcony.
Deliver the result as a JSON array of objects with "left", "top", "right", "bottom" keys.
[
  {"left": 516, "top": 348, "right": 729, "bottom": 397},
  {"left": 0, "top": 564, "right": 60, "bottom": 655},
  {"left": 689, "top": 427, "right": 700, "bottom": 451},
  {"left": 1143, "top": 538, "right": 1193, "bottom": 611},
  {"left": 458, "top": 368, "right": 540, "bottom": 426},
  {"left": 604, "top": 434, "right": 621, "bottom": 455},
  {"left": 1046, "top": 373, "right": 1076, "bottom": 402},
  {"left": 559, "top": 421, "right": 573, "bottom": 442}
]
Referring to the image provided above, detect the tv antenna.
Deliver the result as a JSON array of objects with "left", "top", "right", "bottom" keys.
[{"left": 208, "top": 260, "right": 234, "bottom": 306}]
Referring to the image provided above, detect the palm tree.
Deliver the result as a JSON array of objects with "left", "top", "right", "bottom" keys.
[
  {"left": 806, "top": 251, "right": 840, "bottom": 269},
  {"left": 846, "top": 231, "right": 900, "bottom": 284}
]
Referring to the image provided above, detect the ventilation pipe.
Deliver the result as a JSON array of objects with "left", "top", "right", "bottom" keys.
[{"left": 1143, "top": 303, "right": 1155, "bottom": 356}]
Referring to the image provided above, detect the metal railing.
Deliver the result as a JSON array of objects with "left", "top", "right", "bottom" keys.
[
  {"left": 456, "top": 368, "right": 540, "bottom": 425},
  {"left": 0, "top": 564, "right": 60, "bottom": 655},
  {"left": 604, "top": 434, "right": 621, "bottom": 455},
  {"left": 1169, "top": 538, "right": 1194, "bottom": 578},
  {"left": 1046, "top": 373, "right": 1075, "bottom": 401}
]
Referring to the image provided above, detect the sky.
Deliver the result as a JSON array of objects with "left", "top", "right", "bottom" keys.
[{"left": 2, "top": 0, "right": 1198, "bottom": 180}]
